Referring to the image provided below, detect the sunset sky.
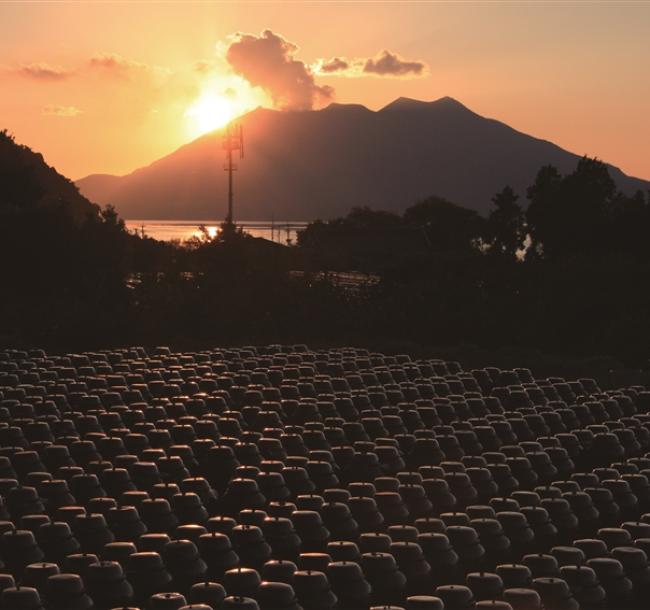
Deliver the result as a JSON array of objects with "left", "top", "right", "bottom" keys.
[{"left": 1, "top": 1, "right": 649, "bottom": 181}]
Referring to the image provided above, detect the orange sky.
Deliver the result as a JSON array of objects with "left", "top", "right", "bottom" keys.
[{"left": 1, "top": 1, "right": 649, "bottom": 181}]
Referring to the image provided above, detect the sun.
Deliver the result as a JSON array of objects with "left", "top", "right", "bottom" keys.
[
  {"left": 182, "top": 76, "right": 270, "bottom": 139},
  {"left": 184, "top": 93, "right": 234, "bottom": 137}
]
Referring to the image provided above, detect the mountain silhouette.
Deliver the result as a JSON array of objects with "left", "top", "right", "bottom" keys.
[
  {"left": 76, "top": 97, "right": 650, "bottom": 220},
  {"left": 1, "top": 130, "right": 99, "bottom": 223}
]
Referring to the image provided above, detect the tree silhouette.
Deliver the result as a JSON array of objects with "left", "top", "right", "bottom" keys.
[
  {"left": 526, "top": 157, "right": 616, "bottom": 259},
  {"left": 525, "top": 165, "right": 562, "bottom": 259},
  {"left": 403, "top": 196, "right": 485, "bottom": 252},
  {"left": 487, "top": 186, "right": 525, "bottom": 258}
]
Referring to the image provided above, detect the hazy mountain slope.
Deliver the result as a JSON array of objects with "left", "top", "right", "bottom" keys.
[
  {"left": 76, "top": 97, "right": 650, "bottom": 220},
  {"left": 74, "top": 174, "right": 122, "bottom": 202}
]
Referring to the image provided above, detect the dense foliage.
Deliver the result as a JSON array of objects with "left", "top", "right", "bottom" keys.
[
  {"left": 297, "top": 158, "right": 650, "bottom": 365},
  {"left": 2, "top": 129, "right": 650, "bottom": 368}
]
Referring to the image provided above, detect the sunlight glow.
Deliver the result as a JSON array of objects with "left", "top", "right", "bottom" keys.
[
  {"left": 192, "top": 225, "right": 219, "bottom": 240},
  {"left": 182, "top": 74, "right": 271, "bottom": 139},
  {"left": 184, "top": 93, "right": 234, "bottom": 136}
]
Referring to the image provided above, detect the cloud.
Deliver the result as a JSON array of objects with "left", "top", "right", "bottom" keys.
[
  {"left": 225, "top": 29, "right": 333, "bottom": 110},
  {"left": 3, "top": 54, "right": 166, "bottom": 83},
  {"left": 88, "top": 53, "right": 171, "bottom": 83},
  {"left": 319, "top": 57, "right": 350, "bottom": 74},
  {"left": 42, "top": 105, "right": 83, "bottom": 117},
  {"left": 15, "top": 62, "right": 72, "bottom": 80},
  {"left": 314, "top": 50, "right": 427, "bottom": 79},
  {"left": 88, "top": 53, "right": 148, "bottom": 76},
  {"left": 363, "top": 50, "right": 426, "bottom": 77}
]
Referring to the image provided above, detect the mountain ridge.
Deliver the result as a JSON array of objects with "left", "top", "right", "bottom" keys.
[
  {"left": 1, "top": 129, "right": 100, "bottom": 223},
  {"left": 76, "top": 97, "right": 650, "bottom": 220}
]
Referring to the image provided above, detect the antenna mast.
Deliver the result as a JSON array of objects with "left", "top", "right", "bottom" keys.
[{"left": 222, "top": 122, "right": 244, "bottom": 227}]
